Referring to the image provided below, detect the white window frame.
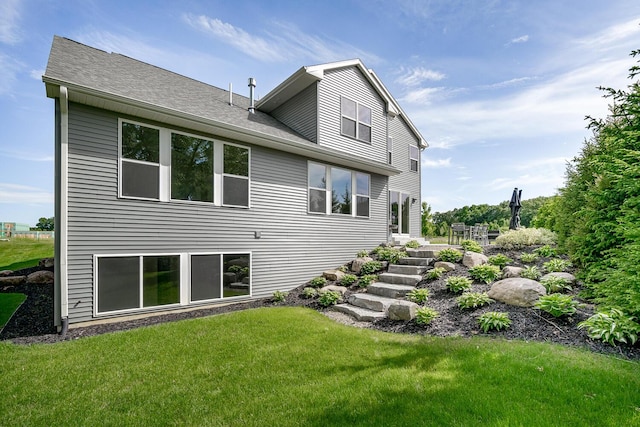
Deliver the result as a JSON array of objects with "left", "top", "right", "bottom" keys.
[
  {"left": 355, "top": 172, "right": 370, "bottom": 218},
  {"left": 188, "top": 251, "right": 253, "bottom": 303},
  {"left": 307, "top": 161, "right": 370, "bottom": 218},
  {"left": 221, "top": 142, "right": 251, "bottom": 208},
  {"left": 410, "top": 145, "right": 420, "bottom": 173},
  {"left": 340, "top": 96, "right": 372, "bottom": 143},
  {"left": 169, "top": 130, "right": 215, "bottom": 204}
]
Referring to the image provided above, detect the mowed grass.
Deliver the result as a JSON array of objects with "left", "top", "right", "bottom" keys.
[
  {"left": 0, "top": 293, "right": 26, "bottom": 328},
  {"left": 1, "top": 307, "right": 638, "bottom": 426},
  {"left": 0, "top": 238, "right": 54, "bottom": 270}
]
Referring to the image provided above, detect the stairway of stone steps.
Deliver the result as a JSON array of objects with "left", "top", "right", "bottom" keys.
[{"left": 334, "top": 247, "right": 444, "bottom": 321}]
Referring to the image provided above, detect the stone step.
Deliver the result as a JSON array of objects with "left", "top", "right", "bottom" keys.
[
  {"left": 398, "top": 257, "right": 433, "bottom": 266},
  {"left": 377, "top": 272, "right": 423, "bottom": 286},
  {"left": 333, "top": 304, "right": 386, "bottom": 321},
  {"left": 388, "top": 264, "right": 428, "bottom": 275},
  {"left": 347, "top": 293, "right": 396, "bottom": 312},
  {"left": 406, "top": 248, "right": 441, "bottom": 258},
  {"left": 391, "top": 236, "right": 430, "bottom": 246},
  {"left": 367, "top": 282, "right": 415, "bottom": 299}
]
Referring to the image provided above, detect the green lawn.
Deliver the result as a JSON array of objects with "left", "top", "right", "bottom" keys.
[
  {"left": 0, "top": 293, "right": 27, "bottom": 328},
  {"left": 1, "top": 307, "right": 638, "bottom": 426},
  {"left": 0, "top": 238, "right": 54, "bottom": 270}
]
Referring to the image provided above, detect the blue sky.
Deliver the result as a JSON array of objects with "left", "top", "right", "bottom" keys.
[{"left": 1, "top": 0, "right": 639, "bottom": 226}]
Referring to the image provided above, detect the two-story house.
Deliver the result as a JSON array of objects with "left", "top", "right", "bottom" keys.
[{"left": 43, "top": 36, "right": 427, "bottom": 329}]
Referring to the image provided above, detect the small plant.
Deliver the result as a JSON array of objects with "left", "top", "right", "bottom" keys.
[
  {"left": 457, "top": 292, "right": 494, "bottom": 309},
  {"left": 356, "top": 249, "right": 369, "bottom": 258},
  {"left": 228, "top": 265, "right": 248, "bottom": 275},
  {"left": 520, "top": 266, "right": 541, "bottom": 280},
  {"left": 404, "top": 240, "right": 421, "bottom": 249},
  {"left": 415, "top": 307, "right": 439, "bottom": 325},
  {"left": 488, "top": 254, "right": 512, "bottom": 269},
  {"left": 338, "top": 265, "right": 349, "bottom": 273},
  {"left": 535, "top": 294, "right": 579, "bottom": 318},
  {"left": 375, "top": 247, "right": 408, "bottom": 264},
  {"left": 540, "top": 275, "right": 572, "bottom": 293},
  {"left": 308, "top": 276, "right": 327, "bottom": 288},
  {"left": 359, "top": 261, "right": 383, "bottom": 275},
  {"left": 478, "top": 312, "right": 512, "bottom": 333},
  {"left": 301, "top": 287, "right": 317, "bottom": 299},
  {"left": 406, "top": 288, "right": 430, "bottom": 304},
  {"left": 318, "top": 290, "right": 342, "bottom": 307},
  {"left": 519, "top": 252, "right": 539, "bottom": 263},
  {"left": 534, "top": 245, "right": 557, "bottom": 257},
  {"left": 468, "top": 264, "right": 501, "bottom": 284},
  {"left": 578, "top": 309, "right": 640, "bottom": 346},
  {"left": 445, "top": 276, "right": 473, "bottom": 293},
  {"left": 272, "top": 290, "right": 288, "bottom": 303},
  {"left": 425, "top": 267, "right": 446, "bottom": 280},
  {"left": 461, "top": 239, "right": 483, "bottom": 253},
  {"left": 358, "top": 274, "right": 378, "bottom": 288},
  {"left": 438, "top": 248, "right": 463, "bottom": 263},
  {"left": 543, "top": 259, "right": 571, "bottom": 273},
  {"left": 340, "top": 274, "right": 358, "bottom": 286}
]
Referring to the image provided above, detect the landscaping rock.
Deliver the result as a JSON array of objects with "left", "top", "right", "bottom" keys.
[
  {"left": 502, "top": 266, "right": 524, "bottom": 278},
  {"left": 0, "top": 270, "right": 13, "bottom": 277},
  {"left": 434, "top": 261, "right": 456, "bottom": 271},
  {"left": 488, "top": 278, "right": 546, "bottom": 307},
  {"left": 351, "top": 257, "right": 373, "bottom": 274},
  {"left": 462, "top": 251, "right": 488, "bottom": 268},
  {"left": 319, "top": 285, "right": 348, "bottom": 295},
  {"left": 27, "top": 270, "right": 54, "bottom": 284},
  {"left": 387, "top": 300, "right": 419, "bottom": 321},
  {"left": 0, "top": 276, "right": 26, "bottom": 285},
  {"left": 38, "top": 258, "right": 54, "bottom": 268},
  {"left": 541, "top": 272, "right": 576, "bottom": 284},
  {"left": 323, "top": 270, "right": 345, "bottom": 282}
]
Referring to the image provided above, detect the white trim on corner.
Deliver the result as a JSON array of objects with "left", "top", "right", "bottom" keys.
[{"left": 59, "top": 86, "right": 69, "bottom": 321}]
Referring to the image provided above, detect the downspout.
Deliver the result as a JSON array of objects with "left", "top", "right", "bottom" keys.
[{"left": 56, "top": 86, "right": 69, "bottom": 333}]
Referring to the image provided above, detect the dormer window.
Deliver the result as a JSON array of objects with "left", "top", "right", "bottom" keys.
[{"left": 341, "top": 97, "right": 371, "bottom": 143}]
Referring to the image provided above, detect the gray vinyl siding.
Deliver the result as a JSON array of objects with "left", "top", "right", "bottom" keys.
[
  {"left": 317, "top": 67, "right": 387, "bottom": 163},
  {"left": 66, "top": 103, "right": 387, "bottom": 323},
  {"left": 388, "top": 115, "right": 422, "bottom": 238},
  {"left": 271, "top": 82, "right": 317, "bottom": 143}
]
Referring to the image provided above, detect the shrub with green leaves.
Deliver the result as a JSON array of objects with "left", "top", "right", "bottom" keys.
[
  {"left": 519, "top": 253, "right": 539, "bottom": 263},
  {"left": 415, "top": 307, "right": 439, "bottom": 325},
  {"left": 438, "top": 248, "right": 463, "bottom": 263},
  {"left": 534, "top": 245, "right": 557, "bottom": 258},
  {"left": 374, "top": 247, "right": 407, "bottom": 264},
  {"left": 404, "top": 240, "right": 420, "bottom": 249},
  {"left": 478, "top": 311, "right": 512, "bottom": 332},
  {"left": 488, "top": 254, "right": 513, "bottom": 269},
  {"left": 301, "top": 287, "right": 317, "bottom": 299},
  {"left": 445, "top": 276, "right": 473, "bottom": 293},
  {"left": 461, "top": 239, "right": 483, "bottom": 253},
  {"left": 495, "top": 228, "right": 557, "bottom": 250},
  {"left": 318, "top": 290, "right": 342, "bottom": 307},
  {"left": 359, "top": 261, "right": 382, "bottom": 275},
  {"left": 535, "top": 294, "right": 578, "bottom": 318},
  {"left": 468, "top": 264, "right": 501, "bottom": 284},
  {"left": 308, "top": 276, "right": 327, "bottom": 288},
  {"left": 520, "top": 266, "right": 541, "bottom": 280},
  {"left": 272, "top": 290, "right": 288, "bottom": 303},
  {"left": 356, "top": 249, "right": 369, "bottom": 258},
  {"left": 340, "top": 274, "right": 358, "bottom": 286},
  {"left": 540, "top": 276, "right": 572, "bottom": 293},
  {"left": 406, "top": 288, "right": 430, "bottom": 304},
  {"left": 456, "top": 292, "right": 494, "bottom": 309},
  {"left": 425, "top": 267, "right": 446, "bottom": 280},
  {"left": 543, "top": 259, "right": 571, "bottom": 273},
  {"left": 358, "top": 274, "right": 378, "bottom": 288},
  {"left": 578, "top": 309, "right": 640, "bottom": 346}
]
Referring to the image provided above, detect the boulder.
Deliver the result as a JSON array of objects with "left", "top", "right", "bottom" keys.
[
  {"left": 462, "top": 251, "right": 488, "bottom": 268},
  {"left": 434, "top": 261, "right": 456, "bottom": 272},
  {"left": 0, "top": 276, "right": 26, "bottom": 285},
  {"left": 0, "top": 270, "right": 13, "bottom": 277},
  {"left": 351, "top": 257, "right": 373, "bottom": 274},
  {"left": 323, "top": 270, "right": 345, "bottom": 282},
  {"left": 38, "top": 258, "right": 55, "bottom": 268},
  {"left": 26, "top": 270, "right": 54, "bottom": 284},
  {"left": 319, "top": 285, "right": 348, "bottom": 295},
  {"left": 488, "top": 278, "right": 546, "bottom": 307},
  {"left": 541, "top": 272, "right": 576, "bottom": 284},
  {"left": 502, "top": 266, "right": 524, "bottom": 278},
  {"left": 387, "top": 300, "right": 419, "bottom": 321}
]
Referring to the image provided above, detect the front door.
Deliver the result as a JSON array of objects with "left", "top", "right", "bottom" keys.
[{"left": 390, "top": 190, "right": 410, "bottom": 237}]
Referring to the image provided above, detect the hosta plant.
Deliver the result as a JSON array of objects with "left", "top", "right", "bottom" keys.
[
  {"left": 404, "top": 240, "right": 421, "bottom": 249},
  {"left": 374, "top": 247, "right": 407, "bottom": 264},
  {"left": 540, "top": 275, "right": 572, "bottom": 293},
  {"left": 578, "top": 309, "right": 640, "bottom": 346},
  {"left": 318, "top": 290, "right": 342, "bottom": 307},
  {"left": 461, "top": 239, "right": 483, "bottom": 253},
  {"left": 456, "top": 292, "right": 494, "bottom": 309},
  {"left": 520, "top": 266, "right": 541, "bottom": 280},
  {"left": 415, "top": 307, "right": 439, "bottom": 325},
  {"left": 468, "top": 264, "right": 501, "bottom": 284},
  {"left": 301, "top": 287, "right": 318, "bottom": 299},
  {"left": 543, "top": 259, "right": 571, "bottom": 273},
  {"left": 488, "top": 254, "right": 513, "bottom": 269},
  {"left": 478, "top": 311, "right": 512, "bottom": 333},
  {"left": 272, "top": 290, "right": 288, "bottom": 303},
  {"left": 519, "top": 253, "right": 539, "bottom": 263},
  {"left": 308, "top": 276, "right": 327, "bottom": 288},
  {"left": 445, "top": 276, "right": 473, "bottom": 293},
  {"left": 359, "top": 261, "right": 382, "bottom": 275},
  {"left": 340, "top": 274, "right": 358, "bottom": 286},
  {"left": 406, "top": 288, "right": 430, "bottom": 304},
  {"left": 534, "top": 245, "right": 557, "bottom": 258},
  {"left": 535, "top": 294, "right": 579, "bottom": 318},
  {"left": 425, "top": 267, "right": 446, "bottom": 280},
  {"left": 356, "top": 249, "right": 369, "bottom": 258},
  {"left": 438, "top": 248, "right": 463, "bottom": 263},
  {"left": 358, "top": 274, "right": 378, "bottom": 288}
]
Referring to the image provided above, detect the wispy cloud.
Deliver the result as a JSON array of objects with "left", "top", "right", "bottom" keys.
[
  {"left": 422, "top": 157, "right": 451, "bottom": 168},
  {"left": 0, "top": 183, "right": 53, "bottom": 204},
  {"left": 480, "top": 76, "right": 535, "bottom": 90},
  {"left": 0, "top": 149, "right": 53, "bottom": 162},
  {"left": 575, "top": 18, "right": 640, "bottom": 52},
  {"left": 508, "top": 35, "right": 529, "bottom": 45},
  {"left": 400, "top": 86, "right": 447, "bottom": 105},
  {"left": 0, "top": 53, "right": 23, "bottom": 95},
  {"left": 396, "top": 66, "right": 445, "bottom": 87},
  {"left": 0, "top": 0, "right": 21, "bottom": 45}
]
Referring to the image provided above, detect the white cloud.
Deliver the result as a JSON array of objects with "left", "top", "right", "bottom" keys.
[
  {"left": 0, "top": 149, "right": 53, "bottom": 162},
  {"left": 481, "top": 76, "right": 535, "bottom": 90},
  {"left": 30, "top": 69, "right": 44, "bottom": 80},
  {"left": 0, "top": 53, "right": 22, "bottom": 95},
  {"left": 401, "top": 86, "right": 446, "bottom": 104},
  {"left": 575, "top": 18, "right": 640, "bottom": 53},
  {"left": 0, "top": 0, "right": 21, "bottom": 45},
  {"left": 422, "top": 157, "right": 451, "bottom": 168},
  {"left": 509, "top": 35, "right": 529, "bottom": 44},
  {"left": 396, "top": 67, "right": 445, "bottom": 87},
  {"left": 0, "top": 183, "right": 53, "bottom": 205}
]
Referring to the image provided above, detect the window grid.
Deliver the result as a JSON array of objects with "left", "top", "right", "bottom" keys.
[{"left": 341, "top": 96, "right": 372, "bottom": 143}]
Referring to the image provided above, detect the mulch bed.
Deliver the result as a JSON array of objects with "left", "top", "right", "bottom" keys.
[{"left": 1, "top": 248, "right": 639, "bottom": 361}]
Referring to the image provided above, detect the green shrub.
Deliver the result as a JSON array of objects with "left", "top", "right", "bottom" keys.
[
  {"left": 356, "top": 249, "right": 369, "bottom": 258},
  {"left": 308, "top": 277, "right": 327, "bottom": 288},
  {"left": 468, "top": 264, "right": 501, "bottom": 284},
  {"left": 534, "top": 245, "right": 557, "bottom": 258},
  {"left": 540, "top": 276, "right": 572, "bottom": 293},
  {"left": 535, "top": 294, "right": 579, "bottom": 318},
  {"left": 488, "top": 254, "right": 513, "bottom": 269},
  {"left": 520, "top": 266, "right": 541, "bottom": 280},
  {"left": 318, "top": 290, "right": 342, "bottom": 307},
  {"left": 358, "top": 274, "right": 378, "bottom": 288},
  {"left": 445, "top": 276, "right": 473, "bottom": 293},
  {"left": 340, "top": 274, "right": 358, "bottom": 286},
  {"left": 374, "top": 247, "right": 407, "bottom": 264},
  {"left": 301, "top": 287, "right": 317, "bottom": 299},
  {"left": 495, "top": 228, "right": 557, "bottom": 250},
  {"left": 404, "top": 240, "right": 420, "bottom": 249},
  {"left": 359, "top": 261, "right": 383, "bottom": 275},
  {"left": 272, "top": 290, "right": 288, "bottom": 303},
  {"left": 456, "top": 292, "right": 494, "bottom": 309},
  {"left": 543, "top": 259, "right": 571, "bottom": 272},
  {"left": 461, "top": 239, "right": 483, "bottom": 253},
  {"left": 425, "top": 267, "right": 446, "bottom": 280},
  {"left": 578, "top": 309, "right": 640, "bottom": 346},
  {"left": 438, "top": 248, "right": 463, "bottom": 263},
  {"left": 406, "top": 288, "right": 430, "bottom": 304},
  {"left": 415, "top": 307, "right": 439, "bottom": 325},
  {"left": 519, "top": 253, "right": 539, "bottom": 263},
  {"left": 478, "top": 312, "right": 512, "bottom": 332}
]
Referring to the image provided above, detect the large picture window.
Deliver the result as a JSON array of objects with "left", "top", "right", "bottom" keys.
[
  {"left": 171, "top": 133, "right": 214, "bottom": 202},
  {"left": 120, "top": 122, "right": 160, "bottom": 199},
  {"left": 308, "top": 162, "right": 370, "bottom": 218},
  {"left": 331, "top": 167, "right": 352, "bottom": 215},
  {"left": 341, "top": 97, "right": 371, "bottom": 143}
]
